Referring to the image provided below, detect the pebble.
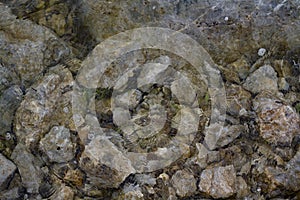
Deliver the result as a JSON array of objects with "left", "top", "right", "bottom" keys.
[{"left": 258, "top": 48, "right": 266, "bottom": 56}]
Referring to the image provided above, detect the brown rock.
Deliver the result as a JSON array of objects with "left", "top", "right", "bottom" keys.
[{"left": 254, "top": 93, "right": 300, "bottom": 146}]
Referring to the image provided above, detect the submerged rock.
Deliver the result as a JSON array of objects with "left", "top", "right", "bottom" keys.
[
  {"left": 199, "top": 165, "right": 236, "bottom": 199},
  {"left": 0, "top": 153, "right": 16, "bottom": 191}
]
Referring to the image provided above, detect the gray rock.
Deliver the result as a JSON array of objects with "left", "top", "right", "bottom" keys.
[
  {"left": 0, "top": 153, "right": 16, "bottom": 191},
  {"left": 278, "top": 77, "right": 289, "bottom": 91},
  {"left": 243, "top": 65, "right": 278, "bottom": 94},
  {"left": 49, "top": 184, "right": 74, "bottom": 200},
  {"left": 79, "top": 135, "right": 135, "bottom": 188},
  {"left": 0, "top": 85, "right": 23, "bottom": 135},
  {"left": 253, "top": 93, "right": 300, "bottom": 146},
  {"left": 0, "top": 4, "right": 70, "bottom": 86},
  {"left": 122, "top": 184, "right": 144, "bottom": 200},
  {"left": 171, "top": 170, "right": 197, "bottom": 197},
  {"left": 194, "top": 143, "right": 220, "bottom": 169},
  {"left": 39, "top": 126, "right": 75, "bottom": 163},
  {"left": 199, "top": 165, "right": 236, "bottom": 199},
  {"left": 0, "top": 64, "right": 19, "bottom": 94},
  {"left": 204, "top": 123, "right": 245, "bottom": 150},
  {"left": 15, "top": 65, "right": 74, "bottom": 149},
  {"left": 11, "top": 144, "right": 43, "bottom": 194}
]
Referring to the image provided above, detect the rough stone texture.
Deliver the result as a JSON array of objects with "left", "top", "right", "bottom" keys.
[
  {"left": 14, "top": 65, "right": 74, "bottom": 149},
  {"left": 0, "top": 85, "right": 23, "bottom": 135},
  {"left": 199, "top": 165, "right": 236, "bottom": 199},
  {"left": 171, "top": 170, "right": 197, "bottom": 197},
  {"left": 0, "top": 64, "right": 19, "bottom": 94},
  {"left": 243, "top": 65, "right": 278, "bottom": 94},
  {"left": 121, "top": 184, "right": 144, "bottom": 200},
  {"left": 204, "top": 123, "right": 245, "bottom": 150},
  {"left": 0, "top": 3, "right": 70, "bottom": 86},
  {"left": 226, "top": 83, "right": 252, "bottom": 117},
  {"left": 11, "top": 144, "right": 43, "bottom": 194},
  {"left": 79, "top": 135, "right": 135, "bottom": 188},
  {"left": 0, "top": 153, "right": 16, "bottom": 191},
  {"left": 50, "top": 184, "right": 74, "bottom": 200},
  {"left": 39, "top": 126, "right": 75, "bottom": 163},
  {"left": 253, "top": 93, "right": 300, "bottom": 146},
  {"left": 193, "top": 143, "right": 220, "bottom": 169}
]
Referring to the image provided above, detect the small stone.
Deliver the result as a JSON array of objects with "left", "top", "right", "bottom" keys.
[
  {"left": 0, "top": 153, "right": 16, "bottom": 191},
  {"left": 258, "top": 48, "right": 266, "bottom": 56},
  {"left": 199, "top": 165, "right": 236, "bottom": 199},
  {"left": 254, "top": 93, "right": 300, "bottom": 146},
  {"left": 243, "top": 65, "right": 278, "bottom": 94},
  {"left": 171, "top": 170, "right": 197, "bottom": 197},
  {"left": 39, "top": 126, "right": 75, "bottom": 163}
]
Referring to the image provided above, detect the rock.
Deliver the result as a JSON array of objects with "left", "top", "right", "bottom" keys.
[
  {"left": 236, "top": 176, "right": 250, "bottom": 198},
  {"left": 243, "top": 65, "right": 278, "bottom": 94},
  {"left": 14, "top": 65, "right": 74, "bottom": 149},
  {"left": 198, "top": 165, "right": 236, "bottom": 199},
  {"left": 193, "top": 143, "right": 220, "bottom": 169},
  {"left": 79, "top": 136, "right": 135, "bottom": 188},
  {"left": 226, "top": 83, "right": 252, "bottom": 117},
  {"left": 253, "top": 93, "right": 300, "bottom": 146},
  {"left": 135, "top": 174, "right": 156, "bottom": 186},
  {"left": 0, "top": 64, "right": 19, "bottom": 94},
  {"left": 227, "top": 56, "right": 251, "bottom": 80},
  {"left": 0, "top": 153, "right": 16, "bottom": 191},
  {"left": 0, "top": 4, "right": 70, "bottom": 86},
  {"left": 39, "top": 126, "right": 75, "bottom": 163},
  {"left": 171, "top": 170, "right": 197, "bottom": 197},
  {"left": 278, "top": 77, "right": 289, "bottom": 91},
  {"left": 50, "top": 184, "right": 74, "bottom": 200},
  {"left": 11, "top": 144, "right": 43, "bottom": 194},
  {"left": 204, "top": 123, "right": 245, "bottom": 150},
  {"left": 257, "top": 48, "right": 267, "bottom": 56},
  {"left": 121, "top": 184, "right": 144, "bottom": 200},
  {"left": 0, "top": 86, "right": 23, "bottom": 135}
]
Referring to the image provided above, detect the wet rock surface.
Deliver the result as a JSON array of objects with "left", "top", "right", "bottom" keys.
[{"left": 0, "top": 0, "right": 299, "bottom": 199}]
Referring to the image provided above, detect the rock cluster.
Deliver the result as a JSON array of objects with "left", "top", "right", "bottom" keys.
[{"left": 0, "top": 0, "right": 299, "bottom": 199}]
